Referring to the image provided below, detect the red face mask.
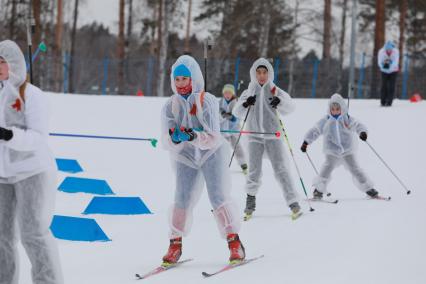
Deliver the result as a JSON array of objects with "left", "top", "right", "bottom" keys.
[
  {"left": 386, "top": 50, "right": 392, "bottom": 56},
  {"left": 176, "top": 78, "right": 193, "bottom": 95}
]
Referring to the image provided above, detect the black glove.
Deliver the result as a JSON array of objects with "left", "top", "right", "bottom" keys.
[
  {"left": 242, "top": 96, "right": 256, "bottom": 108},
  {"left": 0, "top": 127, "right": 13, "bottom": 141},
  {"left": 222, "top": 111, "right": 233, "bottom": 120},
  {"left": 269, "top": 96, "right": 281, "bottom": 109},
  {"left": 359, "top": 132, "right": 367, "bottom": 141},
  {"left": 181, "top": 128, "right": 197, "bottom": 142},
  {"left": 300, "top": 141, "right": 308, "bottom": 153}
]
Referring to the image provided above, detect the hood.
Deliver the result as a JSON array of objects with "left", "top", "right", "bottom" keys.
[
  {"left": 384, "top": 40, "right": 395, "bottom": 51},
  {"left": 170, "top": 55, "right": 204, "bottom": 95},
  {"left": 0, "top": 40, "right": 27, "bottom": 88},
  {"left": 328, "top": 93, "right": 348, "bottom": 116},
  {"left": 249, "top": 58, "right": 275, "bottom": 87}
]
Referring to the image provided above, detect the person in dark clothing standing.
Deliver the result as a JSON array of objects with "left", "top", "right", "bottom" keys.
[{"left": 378, "top": 41, "right": 399, "bottom": 107}]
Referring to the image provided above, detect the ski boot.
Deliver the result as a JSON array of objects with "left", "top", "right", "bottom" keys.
[
  {"left": 366, "top": 188, "right": 379, "bottom": 198},
  {"left": 241, "top": 164, "right": 248, "bottom": 175},
  {"left": 313, "top": 189, "right": 323, "bottom": 200},
  {"left": 289, "top": 202, "right": 303, "bottom": 220},
  {"left": 162, "top": 237, "right": 182, "bottom": 267},
  {"left": 244, "top": 194, "right": 256, "bottom": 221},
  {"left": 227, "top": 233, "right": 246, "bottom": 264}
]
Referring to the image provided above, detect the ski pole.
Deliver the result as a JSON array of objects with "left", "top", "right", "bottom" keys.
[
  {"left": 365, "top": 140, "right": 411, "bottom": 195},
  {"left": 229, "top": 106, "right": 251, "bottom": 167},
  {"left": 27, "top": 0, "right": 35, "bottom": 83},
  {"left": 203, "top": 40, "right": 212, "bottom": 91},
  {"left": 275, "top": 112, "right": 314, "bottom": 211},
  {"left": 306, "top": 152, "right": 318, "bottom": 174},
  {"left": 192, "top": 127, "right": 280, "bottom": 137},
  {"left": 26, "top": 42, "right": 47, "bottom": 71},
  {"left": 221, "top": 129, "right": 281, "bottom": 137},
  {"left": 50, "top": 133, "right": 158, "bottom": 148}
]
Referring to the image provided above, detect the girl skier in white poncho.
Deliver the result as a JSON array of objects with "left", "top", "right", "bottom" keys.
[
  {"left": 160, "top": 55, "right": 245, "bottom": 266},
  {"left": 301, "top": 93, "right": 380, "bottom": 199},
  {"left": 233, "top": 58, "right": 301, "bottom": 220},
  {"left": 219, "top": 84, "right": 248, "bottom": 174},
  {"left": 0, "top": 40, "right": 63, "bottom": 284}
]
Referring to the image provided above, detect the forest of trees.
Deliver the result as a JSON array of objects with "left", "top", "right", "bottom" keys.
[{"left": 0, "top": 0, "right": 424, "bottom": 98}]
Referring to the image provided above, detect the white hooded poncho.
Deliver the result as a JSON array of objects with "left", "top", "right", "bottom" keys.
[
  {"left": 232, "top": 58, "right": 295, "bottom": 141},
  {"left": 304, "top": 94, "right": 367, "bottom": 157},
  {"left": 161, "top": 55, "right": 223, "bottom": 169},
  {"left": 0, "top": 40, "right": 56, "bottom": 183}
]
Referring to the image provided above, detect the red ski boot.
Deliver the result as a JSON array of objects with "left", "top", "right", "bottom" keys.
[
  {"left": 227, "top": 233, "right": 245, "bottom": 264},
  {"left": 162, "top": 237, "right": 182, "bottom": 267}
]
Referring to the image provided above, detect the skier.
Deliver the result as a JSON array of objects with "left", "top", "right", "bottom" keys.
[
  {"left": 161, "top": 55, "right": 245, "bottom": 266},
  {"left": 0, "top": 40, "right": 64, "bottom": 283},
  {"left": 232, "top": 58, "right": 301, "bottom": 220},
  {"left": 219, "top": 84, "right": 248, "bottom": 174},
  {"left": 300, "top": 93, "right": 380, "bottom": 199},
  {"left": 378, "top": 40, "right": 399, "bottom": 107}
]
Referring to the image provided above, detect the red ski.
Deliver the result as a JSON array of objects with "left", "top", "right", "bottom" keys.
[
  {"left": 369, "top": 195, "right": 391, "bottom": 201},
  {"left": 201, "top": 255, "right": 265, "bottom": 278},
  {"left": 135, "top": 258, "right": 193, "bottom": 280}
]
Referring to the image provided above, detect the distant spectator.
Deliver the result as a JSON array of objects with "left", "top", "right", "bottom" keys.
[{"left": 378, "top": 40, "right": 399, "bottom": 106}]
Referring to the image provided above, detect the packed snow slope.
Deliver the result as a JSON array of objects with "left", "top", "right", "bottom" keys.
[{"left": 17, "top": 93, "right": 426, "bottom": 284}]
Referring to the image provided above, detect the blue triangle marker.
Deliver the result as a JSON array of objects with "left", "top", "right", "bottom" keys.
[
  {"left": 50, "top": 215, "right": 111, "bottom": 242},
  {"left": 56, "top": 158, "right": 83, "bottom": 173},
  {"left": 58, "top": 177, "right": 114, "bottom": 195},
  {"left": 83, "top": 197, "right": 152, "bottom": 215}
]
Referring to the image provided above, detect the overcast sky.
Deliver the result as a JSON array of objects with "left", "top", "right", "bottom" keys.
[
  {"left": 77, "top": 0, "right": 335, "bottom": 59},
  {"left": 78, "top": 0, "right": 119, "bottom": 32}
]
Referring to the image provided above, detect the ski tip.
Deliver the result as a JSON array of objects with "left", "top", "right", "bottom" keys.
[{"left": 252, "top": 254, "right": 265, "bottom": 260}]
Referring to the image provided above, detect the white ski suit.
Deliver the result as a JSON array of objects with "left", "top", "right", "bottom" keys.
[
  {"left": 0, "top": 40, "right": 63, "bottom": 284},
  {"left": 161, "top": 55, "right": 240, "bottom": 239},
  {"left": 233, "top": 58, "right": 299, "bottom": 206},
  {"left": 219, "top": 97, "right": 247, "bottom": 167},
  {"left": 303, "top": 94, "right": 374, "bottom": 193}
]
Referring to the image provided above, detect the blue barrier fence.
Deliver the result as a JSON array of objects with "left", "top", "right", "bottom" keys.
[{"left": 33, "top": 52, "right": 424, "bottom": 99}]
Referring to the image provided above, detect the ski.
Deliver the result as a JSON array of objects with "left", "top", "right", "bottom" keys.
[
  {"left": 245, "top": 212, "right": 303, "bottom": 221},
  {"left": 307, "top": 198, "right": 339, "bottom": 204},
  {"left": 135, "top": 258, "right": 193, "bottom": 280},
  {"left": 369, "top": 195, "right": 391, "bottom": 201},
  {"left": 201, "top": 255, "right": 265, "bottom": 278}
]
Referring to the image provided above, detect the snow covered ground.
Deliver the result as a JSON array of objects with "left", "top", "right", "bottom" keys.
[{"left": 17, "top": 93, "right": 426, "bottom": 284}]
